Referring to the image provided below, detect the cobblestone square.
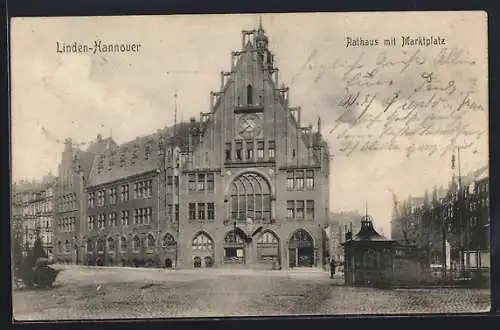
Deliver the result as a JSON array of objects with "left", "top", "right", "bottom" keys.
[{"left": 12, "top": 266, "right": 490, "bottom": 320}]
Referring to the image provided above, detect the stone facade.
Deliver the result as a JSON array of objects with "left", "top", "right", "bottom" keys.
[{"left": 54, "top": 22, "right": 331, "bottom": 270}]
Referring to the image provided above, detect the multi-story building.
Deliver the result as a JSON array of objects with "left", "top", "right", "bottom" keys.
[
  {"left": 73, "top": 22, "right": 330, "bottom": 269},
  {"left": 11, "top": 173, "right": 57, "bottom": 257},
  {"left": 53, "top": 135, "right": 116, "bottom": 264},
  {"left": 390, "top": 165, "right": 490, "bottom": 276}
]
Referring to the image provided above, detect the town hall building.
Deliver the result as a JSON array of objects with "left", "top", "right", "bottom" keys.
[{"left": 52, "top": 21, "right": 331, "bottom": 270}]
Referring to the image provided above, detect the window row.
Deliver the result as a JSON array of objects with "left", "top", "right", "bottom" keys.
[
  {"left": 188, "top": 202, "right": 215, "bottom": 221},
  {"left": 88, "top": 180, "right": 153, "bottom": 208},
  {"left": 188, "top": 173, "right": 215, "bottom": 193},
  {"left": 58, "top": 194, "right": 76, "bottom": 212},
  {"left": 58, "top": 216, "right": 76, "bottom": 232},
  {"left": 286, "top": 200, "right": 315, "bottom": 220},
  {"left": 225, "top": 140, "right": 275, "bottom": 162},
  {"left": 87, "top": 208, "right": 152, "bottom": 230},
  {"left": 86, "top": 233, "right": 176, "bottom": 254},
  {"left": 134, "top": 180, "right": 153, "bottom": 199},
  {"left": 286, "top": 169, "right": 315, "bottom": 191},
  {"left": 23, "top": 200, "right": 54, "bottom": 216}
]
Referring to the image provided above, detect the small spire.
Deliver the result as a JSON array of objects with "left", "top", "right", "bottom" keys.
[{"left": 258, "top": 15, "right": 263, "bottom": 30}]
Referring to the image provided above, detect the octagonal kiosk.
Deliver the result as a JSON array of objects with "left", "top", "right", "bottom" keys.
[{"left": 342, "top": 215, "right": 397, "bottom": 286}]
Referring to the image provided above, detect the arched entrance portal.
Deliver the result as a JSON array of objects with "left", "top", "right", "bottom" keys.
[
  {"left": 289, "top": 229, "right": 314, "bottom": 268},
  {"left": 223, "top": 230, "right": 246, "bottom": 264}
]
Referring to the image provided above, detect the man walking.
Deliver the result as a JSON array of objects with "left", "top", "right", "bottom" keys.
[{"left": 329, "top": 258, "right": 336, "bottom": 279}]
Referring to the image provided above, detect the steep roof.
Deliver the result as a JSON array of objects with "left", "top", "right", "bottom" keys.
[
  {"left": 86, "top": 123, "right": 198, "bottom": 187},
  {"left": 351, "top": 215, "right": 393, "bottom": 242}
]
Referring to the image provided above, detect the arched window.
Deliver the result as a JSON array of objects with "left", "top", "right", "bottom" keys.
[
  {"left": 257, "top": 231, "right": 279, "bottom": 246},
  {"left": 64, "top": 240, "right": 70, "bottom": 253},
  {"left": 224, "top": 230, "right": 244, "bottom": 245},
  {"left": 132, "top": 235, "right": 140, "bottom": 252},
  {"left": 289, "top": 229, "right": 313, "bottom": 248},
  {"left": 246, "top": 84, "right": 253, "bottom": 105},
  {"left": 229, "top": 172, "right": 271, "bottom": 221},
  {"left": 162, "top": 233, "right": 176, "bottom": 249},
  {"left": 120, "top": 236, "right": 127, "bottom": 253},
  {"left": 97, "top": 238, "right": 106, "bottom": 253},
  {"left": 57, "top": 241, "right": 63, "bottom": 253},
  {"left": 192, "top": 232, "right": 214, "bottom": 251},
  {"left": 86, "top": 239, "right": 93, "bottom": 253},
  {"left": 107, "top": 237, "right": 115, "bottom": 252},
  {"left": 146, "top": 234, "right": 156, "bottom": 251}
]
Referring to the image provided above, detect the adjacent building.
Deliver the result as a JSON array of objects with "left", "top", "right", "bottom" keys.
[
  {"left": 390, "top": 165, "right": 490, "bottom": 277},
  {"left": 54, "top": 22, "right": 331, "bottom": 270},
  {"left": 12, "top": 173, "right": 57, "bottom": 257},
  {"left": 52, "top": 135, "right": 116, "bottom": 264}
]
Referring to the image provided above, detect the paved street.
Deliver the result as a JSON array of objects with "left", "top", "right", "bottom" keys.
[{"left": 13, "top": 265, "right": 490, "bottom": 320}]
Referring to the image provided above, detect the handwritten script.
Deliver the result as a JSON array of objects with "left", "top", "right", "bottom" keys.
[{"left": 305, "top": 46, "right": 486, "bottom": 158}]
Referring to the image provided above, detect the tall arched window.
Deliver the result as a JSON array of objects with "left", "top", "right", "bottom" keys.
[
  {"left": 107, "top": 237, "right": 115, "bottom": 252},
  {"left": 146, "top": 234, "right": 156, "bottom": 251},
  {"left": 64, "top": 240, "right": 70, "bottom": 253},
  {"left": 97, "top": 238, "right": 106, "bottom": 253},
  {"left": 86, "top": 239, "right": 93, "bottom": 253},
  {"left": 192, "top": 232, "right": 214, "bottom": 251},
  {"left": 132, "top": 235, "right": 140, "bottom": 253},
  {"left": 246, "top": 84, "right": 253, "bottom": 105},
  {"left": 120, "top": 236, "right": 127, "bottom": 253},
  {"left": 230, "top": 173, "right": 271, "bottom": 221}
]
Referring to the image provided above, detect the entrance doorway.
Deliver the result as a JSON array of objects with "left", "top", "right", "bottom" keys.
[
  {"left": 288, "top": 229, "right": 314, "bottom": 267},
  {"left": 223, "top": 230, "right": 245, "bottom": 264}
]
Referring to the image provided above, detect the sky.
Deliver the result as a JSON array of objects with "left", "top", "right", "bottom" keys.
[{"left": 11, "top": 12, "right": 488, "bottom": 237}]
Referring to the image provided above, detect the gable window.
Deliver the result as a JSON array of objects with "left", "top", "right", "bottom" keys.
[
  {"left": 225, "top": 143, "right": 232, "bottom": 161},
  {"left": 247, "top": 84, "right": 253, "bottom": 105},
  {"left": 235, "top": 141, "right": 243, "bottom": 161},
  {"left": 230, "top": 172, "right": 271, "bottom": 221},
  {"left": 257, "top": 140, "right": 264, "bottom": 159},
  {"left": 268, "top": 141, "right": 275, "bottom": 160},
  {"left": 246, "top": 141, "right": 254, "bottom": 160}
]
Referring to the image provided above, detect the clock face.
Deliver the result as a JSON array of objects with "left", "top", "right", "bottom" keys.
[{"left": 238, "top": 114, "right": 262, "bottom": 139}]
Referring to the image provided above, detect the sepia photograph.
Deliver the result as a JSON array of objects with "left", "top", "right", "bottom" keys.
[{"left": 10, "top": 11, "right": 490, "bottom": 320}]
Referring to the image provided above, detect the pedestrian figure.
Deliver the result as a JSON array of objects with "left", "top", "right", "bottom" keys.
[{"left": 329, "top": 258, "right": 336, "bottom": 279}]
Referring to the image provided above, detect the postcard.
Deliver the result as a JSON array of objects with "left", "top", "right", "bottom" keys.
[{"left": 10, "top": 11, "right": 490, "bottom": 320}]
